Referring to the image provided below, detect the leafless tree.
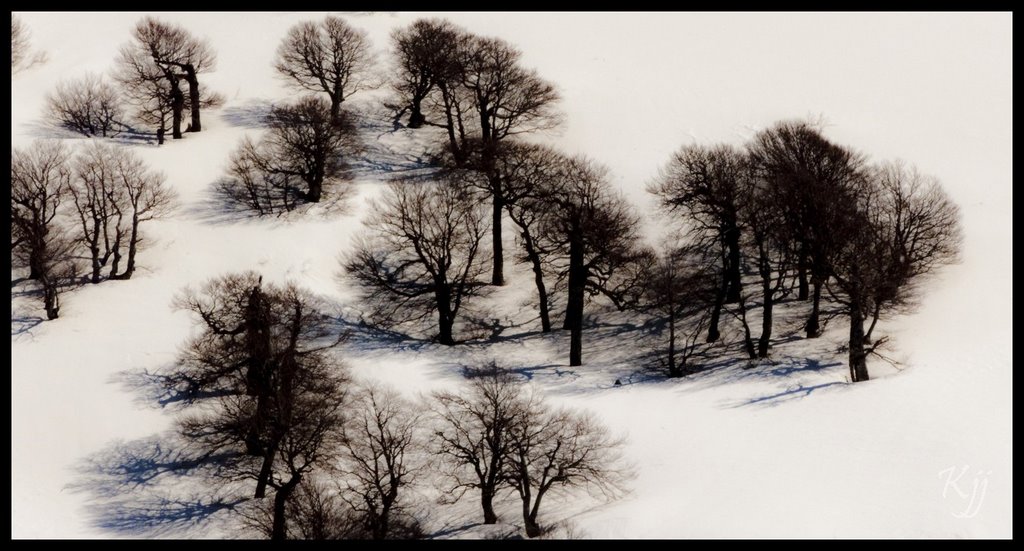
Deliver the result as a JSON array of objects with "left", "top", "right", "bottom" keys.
[
  {"left": 223, "top": 97, "right": 357, "bottom": 211},
  {"left": 11, "top": 15, "right": 29, "bottom": 70},
  {"left": 275, "top": 16, "right": 376, "bottom": 121},
  {"left": 172, "top": 275, "right": 350, "bottom": 538},
  {"left": 648, "top": 144, "right": 748, "bottom": 343},
  {"left": 643, "top": 245, "right": 720, "bottom": 376},
  {"left": 827, "top": 161, "right": 962, "bottom": 382},
  {"left": 46, "top": 73, "right": 126, "bottom": 138},
  {"left": 539, "top": 155, "right": 646, "bottom": 367},
  {"left": 345, "top": 176, "right": 489, "bottom": 345},
  {"left": 431, "top": 364, "right": 525, "bottom": 524},
  {"left": 102, "top": 150, "right": 175, "bottom": 280},
  {"left": 338, "top": 383, "right": 425, "bottom": 539},
  {"left": 746, "top": 120, "right": 866, "bottom": 338},
  {"left": 389, "top": 18, "right": 463, "bottom": 129},
  {"left": 458, "top": 35, "right": 562, "bottom": 286},
  {"left": 11, "top": 141, "right": 75, "bottom": 319},
  {"left": 504, "top": 402, "right": 628, "bottom": 537},
  {"left": 69, "top": 143, "right": 123, "bottom": 283}
]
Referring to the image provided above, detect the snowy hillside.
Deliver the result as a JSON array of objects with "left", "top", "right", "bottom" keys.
[{"left": 11, "top": 12, "right": 1012, "bottom": 539}]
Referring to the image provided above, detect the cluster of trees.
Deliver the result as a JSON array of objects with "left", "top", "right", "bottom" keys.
[
  {"left": 648, "top": 120, "right": 963, "bottom": 381},
  {"left": 42, "top": 17, "right": 220, "bottom": 143},
  {"left": 11, "top": 140, "right": 175, "bottom": 319},
  {"left": 166, "top": 274, "right": 626, "bottom": 539}
]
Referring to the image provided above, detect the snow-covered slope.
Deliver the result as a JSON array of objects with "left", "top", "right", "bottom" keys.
[{"left": 11, "top": 12, "right": 1012, "bottom": 538}]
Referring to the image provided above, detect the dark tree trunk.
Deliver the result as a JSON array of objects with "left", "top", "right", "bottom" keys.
[
  {"left": 524, "top": 508, "right": 541, "bottom": 538},
  {"left": 254, "top": 440, "right": 278, "bottom": 499},
  {"left": 667, "top": 307, "right": 680, "bottom": 377},
  {"left": 408, "top": 95, "right": 425, "bottom": 128},
  {"left": 122, "top": 214, "right": 140, "bottom": 279},
  {"left": 797, "top": 246, "right": 809, "bottom": 300},
  {"left": 330, "top": 94, "right": 342, "bottom": 123},
  {"left": 439, "top": 84, "right": 463, "bottom": 166},
  {"left": 567, "top": 237, "right": 585, "bottom": 367},
  {"left": 520, "top": 229, "right": 551, "bottom": 332},
  {"left": 758, "top": 272, "right": 773, "bottom": 358},
  {"left": 28, "top": 247, "right": 42, "bottom": 280},
  {"left": 724, "top": 223, "right": 742, "bottom": 304},
  {"left": 156, "top": 127, "right": 165, "bottom": 145},
  {"left": 805, "top": 278, "right": 822, "bottom": 338},
  {"left": 436, "top": 283, "right": 455, "bottom": 345},
  {"left": 272, "top": 476, "right": 301, "bottom": 540},
  {"left": 490, "top": 177, "right": 504, "bottom": 286},
  {"left": 184, "top": 64, "right": 201, "bottom": 132},
  {"left": 41, "top": 272, "right": 60, "bottom": 320},
  {"left": 481, "top": 488, "right": 498, "bottom": 524},
  {"left": 170, "top": 78, "right": 184, "bottom": 140},
  {"left": 848, "top": 299, "right": 869, "bottom": 382},
  {"left": 706, "top": 280, "right": 725, "bottom": 343}
]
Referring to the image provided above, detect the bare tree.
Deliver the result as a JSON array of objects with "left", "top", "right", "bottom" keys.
[
  {"left": 540, "top": 155, "right": 646, "bottom": 367},
  {"left": 827, "top": 161, "right": 962, "bottom": 382},
  {"left": 746, "top": 121, "right": 866, "bottom": 338},
  {"left": 338, "top": 384, "right": 425, "bottom": 540},
  {"left": 345, "top": 177, "right": 489, "bottom": 345},
  {"left": 643, "top": 245, "right": 720, "bottom": 376},
  {"left": 504, "top": 402, "right": 628, "bottom": 537},
  {"left": 103, "top": 150, "right": 175, "bottom": 280},
  {"left": 389, "top": 18, "right": 463, "bottom": 129},
  {"left": 459, "top": 35, "right": 562, "bottom": 286},
  {"left": 69, "top": 143, "right": 123, "bottom": 283},
  {"left": 648, "top": 144, "right": 748, "bottom": 343},
  {"left": 12, "top": 15, "right": 29, "bottom": 70},
  {"left": 11, "top": 141, "right": 76, "bottom": 319},
  {"left": 172, "top": 275, "right": 350, "bottom": 538},
  {"left": 275, "top": 16, "right": 375, "bottom": 121},
  {"left": 46, "top": 73, "right": 126, "bottom": 138},
  {"left": 431, "top": 364, "right": 525, "bottom": 524},
  {"left": 224, "top": 97, "right": 357, "bottom": 210}
]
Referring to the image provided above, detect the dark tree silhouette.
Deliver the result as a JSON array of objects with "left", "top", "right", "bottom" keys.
[
  {"left": 431, "top": 364, "right": 524, "bottom": 525},
  {"left": 224, "top": 97, "right": 357, "bottom": 211},
  {"left": 275, "top": 16, "right": 375, "bottom": 122},
  {"left": 540, "top": 155, "right": 646, "bottom": 367},
  {"left": 504, "top": 401, "right": 628, "bottom": 537},
  {"left": 389, "top": 18, "right": 462, "bottom": 129},
  {"left": 459, "top": 35, "right": 562, "bottom": 286},
  {"left": 46, "top": 73, "right": 125, "bottom": 138},
  {"left": 102, "top": 149, "right": 175, "bottom": 280},
  {"left": 69, "top": 143, "right": 124, "bottom": 283},
  {"left": 648, "top": 144, "right": 747, "bottom": 343},
  {"left": 827, "top": 161, "right": 962, "bottom": 382},
  {"left": 643, "top": 245, "right": 720, "bottom": 376},
  {"left": 338, "top": 384, "right": 425, "bottom": 540},
  {"left": 345, "top": 177, "right": 489, "bottom": 345},
  {"left": 11, "top": 141, "right": 75, "bottom": 319},
  {"left": 746, "top": 121, "right": 866, "bottom": 338}
]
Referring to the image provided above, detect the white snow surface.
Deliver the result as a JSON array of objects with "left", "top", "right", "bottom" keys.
[{"left": 10, "top": 12, "right": 1011, "bottom": 539}]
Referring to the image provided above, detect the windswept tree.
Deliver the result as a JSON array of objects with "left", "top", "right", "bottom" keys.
[
  {"left": 540, "top": 156, "right": 646, "bottom": 367},
  {"left": 431, "top": 364, "right": 524, "bottom": 524},
  {"left": 275, "top": 16, "right": 376, "bottom": 121},
  {"left": 11, "top": 141, "right": 75, "bottom": 319},
  {"left": 224, "top": 97, "right": 357, "bottom": 211},
  {"left": 828, "top": 162, "right": 962, "bottom": 382},
  {"left": 504, "top": 402, "right": 628, "bottom": 537},
  {"left": 46, "top": 73, "right": 126, "bottom": 138},
  {"left": 648, "top": 144, "right": 747, "bottom": 343},
  {"left": 345, "top": 176, "right": 489, "bottom": 345},
  {"left": 338, "top": 384, "right": 425, "bottom": 540},
  {"left": 389, "top": 18, "right": 463, "bottom": 128},
  {"left": 746, "top": 120, "right": 866, "bottom": 338},
  {"left": 459, "top": 35, "right": 562, "bottom": 285}
]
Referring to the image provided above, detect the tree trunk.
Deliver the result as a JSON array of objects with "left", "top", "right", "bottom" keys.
[
  {"left": 156, "top": 127, "right": 165, "bottom": 145},
  {"left": 524, "top": 510, "right": 541, "bottom": 538},
  {"left": 667, "top": 307, "right": 680, "bottom": 377},
  {"left": 436, "top": 283, "right": 455, "bottom": 345},
  {"left": 848, "top": 299, "right": 869, "bottom": 382},
  {"left": 757, "top": 259, "right": 773, "bottom": 358},
  {"left": 170, "top": 78, "right": 184, "bottom": 140},
  {"left": 185, "top": 65, "right": 201, "bottom": 132},
  {"left": 254, "top": 440, "right": 278, "bottom": 499},
  {"left": 330, "top": 95, "right": 342, "bottom": 123},
  {"left": 490, "top": 191, "right": 504, "bottom": 286},
  {"left": 724, "top": 223, "right": 742, "bottom": 304},
  {"left": 481, "top": 488, "right": 498, "bottom": 524},
  {"left": 28, "top": 246, "right": 42, "bottom": 280},
  {"left": 121, "top": 214, "right": 140, "bottom": 279},
  {"left": 41, "top": 272, "right": 60, "bottom": 320},
  {"left": 797, "top": 247, "right": 809, "bottom": 300},
  {"left": 706, "top": 282, "right": 725, "bottom": 343},
  {"left": 805, "top": 278, "right": 822, "bottom": 338},
  {"left": 408, "top": 96, "right": 425, "bottom": 128},
  {"left": 271, "top": 476, "right": 301, "bottom": 540},
  {"left": 567, "top": 236, "right": 585, "bottom": 367},
  {"left": 521, "top": 230, "right": 551, "bottom": 332}
]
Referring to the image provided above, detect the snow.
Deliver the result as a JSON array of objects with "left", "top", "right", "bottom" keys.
[{"left": 10, "top": 12, "right": 1012, "bottom": 539}]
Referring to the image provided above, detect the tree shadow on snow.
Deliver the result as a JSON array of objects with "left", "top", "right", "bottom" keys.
[
  {"left": 67, "top": 434, "right": 245, "bottom": 537},
  {"left": 220, "top": 100, "right": 273, "bottom": 129}
]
